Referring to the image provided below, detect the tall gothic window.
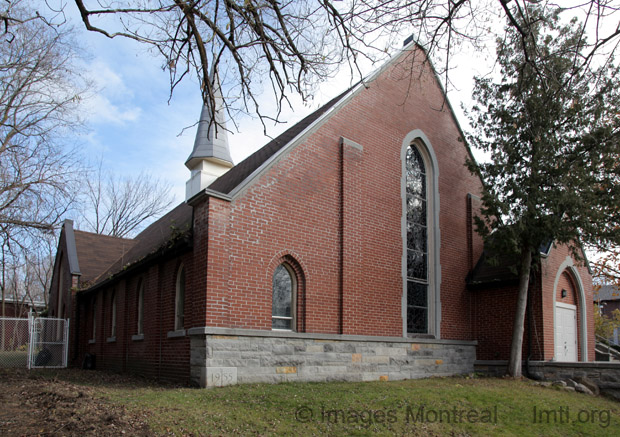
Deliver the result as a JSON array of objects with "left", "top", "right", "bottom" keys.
[
  {"left": 406, "top": 145, "right": 428, "bottom": 333},
  {"left": 272, "top": 264, "right": 295, "bottom": 330}
]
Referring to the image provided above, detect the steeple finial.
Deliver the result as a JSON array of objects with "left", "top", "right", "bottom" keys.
[
  {"left": 185, "top": 66, "right": 233, "bottom": 168},
  {"left": 185, "top": 65, "right": 234, "bottom": 201}
]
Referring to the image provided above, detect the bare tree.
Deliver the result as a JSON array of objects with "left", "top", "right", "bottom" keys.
[
  {"left": 81, "top": 163, "right": 175, "bottom": 238},
  {"left": 67, "top": 0, "right": 620, "bottom": 133},
  {"left": 0, "top": 1, "right": 86, "bottom": 244},
  {"left": 0, "top": 1, "right": 88, "bottom": 317},
  {"left": 593, "top": 247, "right": 620, "bottom": 288}
]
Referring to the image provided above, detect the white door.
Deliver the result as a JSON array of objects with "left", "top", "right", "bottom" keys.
[{"left": 555, "top": 303, "right": 577, "bottom": 361}]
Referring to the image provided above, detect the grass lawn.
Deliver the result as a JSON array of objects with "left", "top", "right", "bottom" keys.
[
  {"left": 46, "top": 371, "right": 620, "bottom": 436},
  {"left": 0, "top": 350, "right": 28, "bottom": 367}
]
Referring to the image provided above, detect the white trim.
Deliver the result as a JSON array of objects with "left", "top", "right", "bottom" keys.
[
  {"left": 187, "top": 326, "right": 476, "bottom": 345},
  {"left": 556, "top": 302, "right": 577, "bottom": 310},
  {"left": 552, "top": 256, "right": 588, "bottom": 362},
  {"left": 401, "top": 130, "right": 441, "bottom": 338}
]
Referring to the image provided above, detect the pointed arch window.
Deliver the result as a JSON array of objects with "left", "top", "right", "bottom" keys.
[
  {"left": 175, "top": 265, "right": 185, "bottom": 330},
  {"left": 137, "top": 279, "right": 144, "bottom": 335},
  {"left": 406, "top": 145, "right": 429, "bottom": 334},
  {"left": 110, "top": 290, "right": 117, "bottom": 340},
  {"left": 272, "top": 264, "right": 296, "bottom": 330},
  {"left": 91, "top": 298, "right": 97, "bottom": 342}
]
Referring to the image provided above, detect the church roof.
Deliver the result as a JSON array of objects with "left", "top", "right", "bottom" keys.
[
  {"left": 208, "top": 85, "right": 356, "bottom": 195},
  {"left": 86, "top": 202, "right": 193, "bottom": 289},
  {"left": 467, "top": 250, "right": 520, "bottom": 288},
  {"left": 76, "top": 41, "right": 444, "bottom": 291},
  {"left": 73, "top": 231, "right": 136, "bottom": 284}
]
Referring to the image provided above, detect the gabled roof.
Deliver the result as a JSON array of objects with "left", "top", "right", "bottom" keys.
[
  {"left": 87, "top": 202, "right": 193, "bottom": 289},
  {"left": 467, "top": 250, "right": 520, "bottom": 288},
  {"left": 467, "top": 241, "right": 559, "bottom": 288},
  {"left": 73, "top": 230, "right": 136, "bottom": 284},
  {"left": 202, "top": 40, "right": 479, "bottom": 201},
  {"left": 208, "top": 86, "right": 356, "bottom": 196}
]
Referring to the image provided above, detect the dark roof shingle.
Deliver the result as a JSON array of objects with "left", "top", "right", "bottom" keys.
[
  {"left": 91, "top": 202, "right": 193, "bottom": 287},
  {"left": 73, "top": 232, "right": 135, "bottom": 284},
  {"left": 209, "top": 86, "right": 356, "bottom": 195}
]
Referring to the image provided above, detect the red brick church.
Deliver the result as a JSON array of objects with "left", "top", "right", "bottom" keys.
[{"left": 48, "top": 42, "right": 593, "bottom": 386}]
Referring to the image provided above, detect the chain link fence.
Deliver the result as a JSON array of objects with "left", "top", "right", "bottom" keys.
[
  {"left": 0, "top": 316, "right": 68, "bottom": 368},
  {"left": 29, "top": 317, "right": 69, "bottom": 368},
  {"left": 0, "top": 318, "right": 30, "bottom": 367}
]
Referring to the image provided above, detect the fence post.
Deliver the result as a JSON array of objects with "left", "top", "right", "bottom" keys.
[
  {"left": 64, "top": 319, "right": 70, "bottom": 367},
  {"left": 27, "top": 311, "right": 34, "bottom": 370}
]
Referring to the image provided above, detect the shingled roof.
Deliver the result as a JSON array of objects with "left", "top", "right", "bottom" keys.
[
  {"left": 208, "top": 85, "right": 357, "bottom": 195},
  {"left": 86, "top": 202, "right": 193, "bottom": 289},
  {"left": 467, "top": 250, "right": 520, "bottom": 289},
  {"left": 76, "top": 86, "right": 354, "bottom": 291},
  {"left": 73, "top": 231, "right": 135, "bottom": 284}
]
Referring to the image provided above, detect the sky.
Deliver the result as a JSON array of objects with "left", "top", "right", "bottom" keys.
[{"left": 62, "top": 4, "right": 490, "bottom": 209}]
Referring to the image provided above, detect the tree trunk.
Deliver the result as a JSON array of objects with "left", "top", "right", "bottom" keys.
[{"left": 507, "top": 246, "right": 533, "bottom": 378}]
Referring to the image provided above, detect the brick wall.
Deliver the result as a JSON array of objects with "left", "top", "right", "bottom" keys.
[
  {"left": 474, "top": 244, "right": 594, "bottom": 362},
  {"left": 63, "top": 47, "right": 594, "bottom": 384},
  {"left": 540, "top": 244, "right": 593, "bottom": 361},
  {"left": 199, "top": 48, "right": 484, "bottom": 340},
  {"left": 74, "top": 251, "right": 193, "bottom": 383}
]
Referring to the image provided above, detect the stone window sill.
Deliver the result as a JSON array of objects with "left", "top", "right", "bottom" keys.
[
  {"left": 88, "top": 339, "right": 96, "bottom": 344},
  {"left": 106, "top": 336, "right": 116, "bottom": 343},
  {"left": 132, "top": 334, "right": 144, "bottom": 341},
  {"left": 167, "top": 329, "right": 186, "bottom": 338}
]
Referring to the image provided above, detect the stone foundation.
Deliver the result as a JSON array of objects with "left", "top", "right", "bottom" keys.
[
  {"left": 188, "top": 327, "right": 476, "bottom": 387},
  {"left": 475, "top": 360, "right": 620, "bottom": 399}
]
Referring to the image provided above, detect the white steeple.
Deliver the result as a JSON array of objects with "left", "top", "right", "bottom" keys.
[{"left": 185, "top": 66, "right": 233, "bottom": 201}]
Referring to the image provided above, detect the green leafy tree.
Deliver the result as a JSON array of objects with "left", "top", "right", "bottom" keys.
[
  {"left": 594, "top": 304, "right": 620, "bottom": 340},
  {"left": 467, "top": 6, "right": 620, "bottom": 377}
]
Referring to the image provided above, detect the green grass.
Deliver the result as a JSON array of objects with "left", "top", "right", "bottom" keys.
[
  {"left": 38, "top": 371, "right": 620, "bottom": 436},
  {"left": 0, "top": 350, "right": 28, "bottom": 367}
]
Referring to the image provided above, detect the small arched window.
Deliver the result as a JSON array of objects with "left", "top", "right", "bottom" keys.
[
  {"left": 272, "top": 264, "right": 296, "bottom": 330},
  {"left": 175, "top": 265, "right": 185, "bottom": 330},
  {"left": 406, "top": 145, "right": 429, "bottom": 334},
  {"left": 137, "top": 279, "right": 144, "bottom": 335}
]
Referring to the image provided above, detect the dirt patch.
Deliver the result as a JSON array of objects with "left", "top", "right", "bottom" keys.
[{"left": 0, "top": 368, "right": 152, "bottom": 436}]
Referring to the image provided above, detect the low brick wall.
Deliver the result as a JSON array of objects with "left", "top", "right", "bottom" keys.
[{"left": 188, "top": 328, "right": 476, "bottom": 387}]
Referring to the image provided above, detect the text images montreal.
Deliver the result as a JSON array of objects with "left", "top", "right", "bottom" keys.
[{"left": 294, "top": 405, "right": 498, "bottom": 427}]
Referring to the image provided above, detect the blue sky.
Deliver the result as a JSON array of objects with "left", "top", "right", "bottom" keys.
[
  {"left": 54, "top": 2, "right": 619, "bottom": 218},
  {"left": 64, "top": 4, "right": 486, "bottom": 206},
  {"left": 73, "top": 19, "right": 355, "bottom": 203}
]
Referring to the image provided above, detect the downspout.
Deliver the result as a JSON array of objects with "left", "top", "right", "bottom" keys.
[{"left": 338, "top": 139, "right": 344, "bottom": 334}]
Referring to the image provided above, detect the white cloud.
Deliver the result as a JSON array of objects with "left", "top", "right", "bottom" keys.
[
  {"left": 84, "top": 93, "right": 142, "bottom": 125},
  {"left": 80, "top": 58, "right": 142, "bottom": 125}
]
